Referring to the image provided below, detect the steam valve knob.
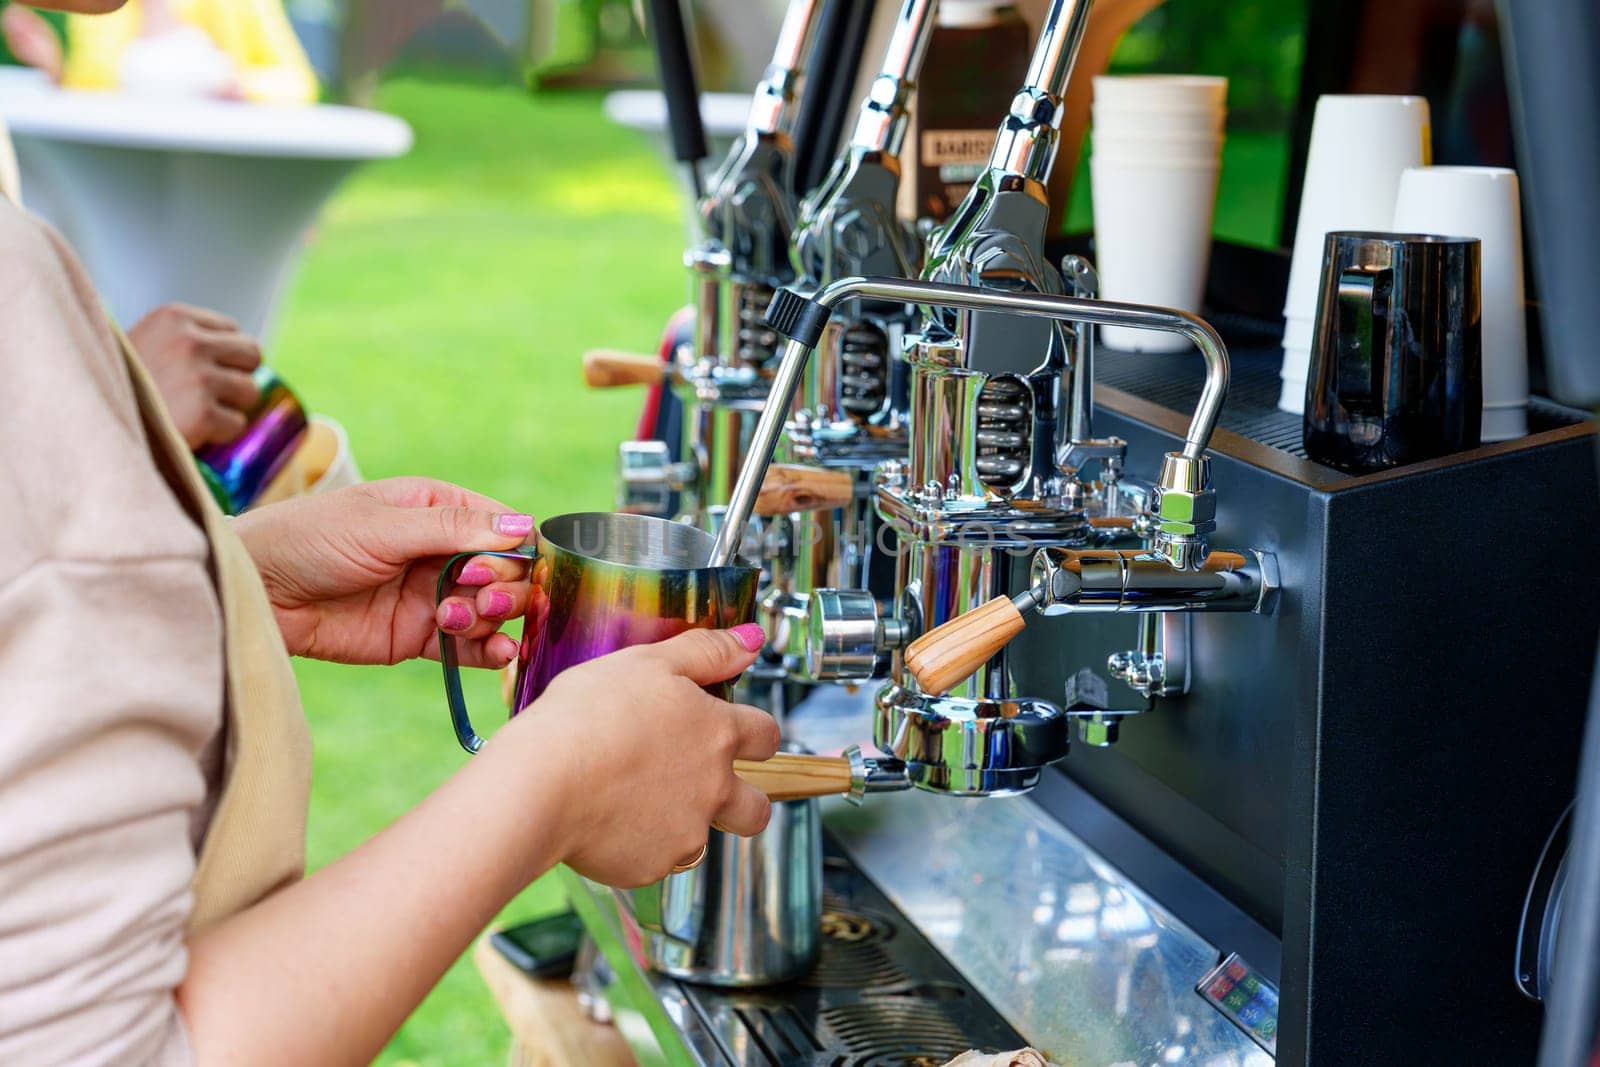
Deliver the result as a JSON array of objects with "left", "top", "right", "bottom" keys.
[{"left": 805, "top": 589, "right": 896, "bottom": 681}]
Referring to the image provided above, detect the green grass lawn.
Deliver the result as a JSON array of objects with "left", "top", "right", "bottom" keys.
[
  {"left": 270, "top": 71, "right": 690, "bottom": 1064},
  {"left": 268, "top": 69, "right": 1289, "bottom": 1064}
]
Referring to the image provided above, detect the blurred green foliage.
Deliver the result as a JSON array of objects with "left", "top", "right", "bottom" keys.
[{"left": 1112, "top": 0, "right": 1310, "bottom": 129}]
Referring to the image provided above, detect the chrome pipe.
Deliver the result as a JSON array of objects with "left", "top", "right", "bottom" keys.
[
  {"left": 986, "top": 0, "right": 1094, "bottom": 186},
  {"left": 710, "top": 275, "right": 1230, "bottom": 565},
  {"left": 848, "top": 0, "right": 938, "bottom": 155},
  {"left": 1029, "top": 548, "right": 1278, "bottom": 615},
  {"left": 746, "top": 0, "right": 824, "bottom": 137}
]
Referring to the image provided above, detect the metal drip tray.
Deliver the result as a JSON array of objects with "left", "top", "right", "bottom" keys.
[{"left": 653, "top": 847, "right": 1025, "bottom": 1066}]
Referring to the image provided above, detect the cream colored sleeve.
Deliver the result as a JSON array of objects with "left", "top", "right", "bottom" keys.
[{"left": 0, "top": 205, "right": 221, "bottom": 1065}]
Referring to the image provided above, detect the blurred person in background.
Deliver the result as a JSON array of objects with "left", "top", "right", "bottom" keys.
[
  {"left": 0, "top": 4, "right": 780, "bottom": 1067},
  {"left": 0, "top": 66, "right": 266, "bottom": 448},
  {"left": 1, "top": 0, "right": 317, "bottom": 103}
]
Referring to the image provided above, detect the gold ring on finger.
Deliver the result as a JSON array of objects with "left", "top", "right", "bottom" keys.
[{"left": 670, "top": 843, "right": 708, "bottom": 873}]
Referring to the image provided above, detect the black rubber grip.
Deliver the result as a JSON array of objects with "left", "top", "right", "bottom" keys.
[
  {"left": 763, "top": 288, "right": 833, "bottom": 348},
  {"left": 645, "top": 0, "right": 707, "bottom": 166}
]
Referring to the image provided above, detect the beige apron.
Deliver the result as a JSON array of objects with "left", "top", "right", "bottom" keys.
[{"left": 118, "top": 332, "right": 313, "bottom": 931}]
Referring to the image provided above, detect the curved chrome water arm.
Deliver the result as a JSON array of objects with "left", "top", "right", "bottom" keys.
[{"left": 710, "top": 276, "right": 1231, "bottom": 566}]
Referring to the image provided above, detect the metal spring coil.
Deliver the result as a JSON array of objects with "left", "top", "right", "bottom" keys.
[
  {"left": 838, "top": 322, "right": 889, "bottom": 420},
  {"left": 974, "top": 375, "right": 1029, "bottom": 488},
  {"left": 736, "top": 283, "right": 780, "bottom": 366}
]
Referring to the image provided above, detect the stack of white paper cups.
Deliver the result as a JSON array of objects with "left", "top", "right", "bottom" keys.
[
  {"left": 1280, "top": 95, "right": 1432, "bottom": 413},
  {"left": 1393, "top": 166, "right": 1529, "bottom": 441},
  {"left": 1090, "top": 75, "right": 1227, "bottom": 353}
]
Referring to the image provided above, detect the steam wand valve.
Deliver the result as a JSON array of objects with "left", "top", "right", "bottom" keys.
[{"left": 904, "top": 547, "right": 1280, "bottom": 697}]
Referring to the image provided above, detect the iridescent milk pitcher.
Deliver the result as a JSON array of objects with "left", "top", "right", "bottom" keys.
[{"left": 434, "top": 511, "right": 824, "bottom": 986}]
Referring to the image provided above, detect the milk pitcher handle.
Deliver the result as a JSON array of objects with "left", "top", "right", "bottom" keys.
[{"left": 436, "top": 545, "right": 540, "bottom": 754}]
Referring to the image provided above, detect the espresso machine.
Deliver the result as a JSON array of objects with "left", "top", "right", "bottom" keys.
[{"left": 558, "top": 0, "right": 1600, "bottom": 1063}]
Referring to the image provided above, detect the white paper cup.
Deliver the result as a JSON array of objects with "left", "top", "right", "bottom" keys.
[
  {"left": 1280, "top": 95, "right": 1431, "bottom": 410},
  {"left": 1093, "top": 74, "right": 1228, "bottom": 112},
  {"left": 1092, "top": 105, "right": 1226, "bottom": 137},
  {"left": 1393, "top": 165, "right": 1528, "bottom": 440},
  {"left": 1282, "top": 312, "right": 1316, "bottom": 355},
  {"left": 1091, "top": 153, "right": 1220, "bottom": 353},
  {"left": 1091, "top": 137, "right": 1225, "bottom": 168},
  {"left": 1278, "top": 347, "right": 1309, "bottom": 415}
]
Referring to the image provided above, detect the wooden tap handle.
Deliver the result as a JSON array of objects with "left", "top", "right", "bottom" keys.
[
  {"left": 754, "top": 464, "right": 856, "bottom": 516},
  {"left": 903, "top": 595, "right": 1028, "bottom": 696},
  {"left": 733, "top": 752, "right": 853, "bottom": 801},
  {"left": 582, "top": 349, "right": 666, "bottom": 388}
]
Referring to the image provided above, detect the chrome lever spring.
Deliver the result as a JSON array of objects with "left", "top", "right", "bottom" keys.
[
  {"left": 838, "top": 322, "right": 889, "bottom": 420},
  {"left": 736, "top": 283, "right": 780, "bottom": 366},
  {"left": 975, "top": 375, "right": 1030, "bottom": 489}
]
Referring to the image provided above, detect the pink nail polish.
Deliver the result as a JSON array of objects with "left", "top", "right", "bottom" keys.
[
  {"left": 484, "top": 590, "right": 514, "bottom": 618},
  {"left": 458, "top": 563, "right": 495, "bottom": 586},
  {"left": 730, "top": 622, "right": 766, "bottom": 653},
  {"left": 494, "top": 513, "right": 535, "bottom": 537},
  {"left": 442, "top": 602, "right": 472, "bottom": 630}
]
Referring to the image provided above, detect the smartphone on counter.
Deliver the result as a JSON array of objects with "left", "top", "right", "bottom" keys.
[{"left": 490, "top": 911, "right": 585, "bottom": 980}]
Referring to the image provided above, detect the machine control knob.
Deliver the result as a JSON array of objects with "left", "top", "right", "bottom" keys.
[{"left": 805, "top": 588, "right": 884, "bottom": 681}]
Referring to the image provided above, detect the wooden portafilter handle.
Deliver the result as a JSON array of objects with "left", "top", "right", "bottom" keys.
[
  {"left": 903, "top": 591, "right": 1037, "bottom": 696},
  {"left": 733, "top": 746, "right": 907, "bottom": 804},
  {"left": 753, "top": 464, "right": 856, "bottom": 517},
  {"left": 582, "top": 349, "right": 667, "bottom": 388}
]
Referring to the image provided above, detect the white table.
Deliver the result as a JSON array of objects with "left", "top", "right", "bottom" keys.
[{"left": 0, "top": 68, "right": 411, "bottom": 340}]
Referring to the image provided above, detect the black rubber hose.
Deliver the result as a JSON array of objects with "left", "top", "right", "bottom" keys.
[
  {"left": 789, "top": 0, "right": 875, "bottom": 197},
  {"left": 644, "top": 0, "right": 708, "bottom": 191}
]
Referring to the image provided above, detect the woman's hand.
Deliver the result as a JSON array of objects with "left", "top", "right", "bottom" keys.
[
  {"left": 233, "top": 477, "right": 535, "bottom": 667},
  {"left": 128, "top": 303, "right": 263, "bottom": 449},
  {"left": 178, "top": 625, "right": 778, "bottom": 1064},
  {"left": 501, "top": 625, "right": 781, "bottom": 887}
]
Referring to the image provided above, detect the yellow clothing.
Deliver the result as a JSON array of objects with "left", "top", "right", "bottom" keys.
[{"left": 63, "top": 0, "right": 318, "bottom": 105}]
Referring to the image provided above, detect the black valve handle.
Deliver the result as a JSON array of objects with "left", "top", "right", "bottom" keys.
[{"left": 644, "top": 0, "right": 708, "bottom": 177}]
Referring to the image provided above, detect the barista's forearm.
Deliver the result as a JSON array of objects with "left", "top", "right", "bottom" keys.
[{"left": 175, "top": 720, "right": 570, "bottom": 1065}]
